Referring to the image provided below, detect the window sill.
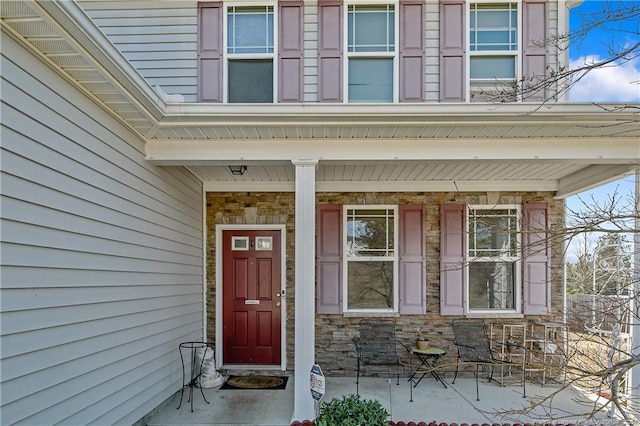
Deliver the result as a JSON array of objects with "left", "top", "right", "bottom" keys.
[
  {"left": 465, "top": 313, "right": 524, "bottom": 319},
  {"left": 343, "top": 312, "right": 400, "bottom": 318}
]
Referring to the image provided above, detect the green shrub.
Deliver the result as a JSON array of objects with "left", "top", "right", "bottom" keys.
[{"left": 316, "top": 394, "right": 389, "bottom": 426}]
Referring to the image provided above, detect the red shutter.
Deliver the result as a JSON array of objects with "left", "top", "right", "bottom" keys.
[
  {"left": 197, "top": 2, "right": 223, "bottom": 102},
  {"left": 523, "top": 203, "right": 551, "bottom": 315},
  {"left": 279, "top": 1, "right": 303, "bottom": 102},
  {"left": 439, "top": 0, "right": 466, "bottom": 102},
  {"left": 317, "top": 204, "right": 342, "bottom": 314},
  {"left": 399, "top": 204, "right": 426, "bottom": 314},
  {"left": 522, "top": 0, "right": 548, "bottom": 101},
  {"left": 317, "top": 0, "right": 343, "bottom": 102},
  {"left": 399, "top": 0, "right": 425, "bottom": 102},
  {"left": 440, "top": 204, "right": 465, "bottom": 315}
]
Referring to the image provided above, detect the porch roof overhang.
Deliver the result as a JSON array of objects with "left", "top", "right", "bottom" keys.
[
  {"left": 3, "top": 0, "right": 639, "bottom": 199},
  {"left": 149, "top": 103, "right": 639, "bottom": 198}
]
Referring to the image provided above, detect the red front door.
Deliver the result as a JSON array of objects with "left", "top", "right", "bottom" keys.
[{"left": 222, "top": 230, "right": 282, "bottom": 365}]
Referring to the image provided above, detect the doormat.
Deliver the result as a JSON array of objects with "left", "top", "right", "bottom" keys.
[{"left": 220, "top": 375, "right": 289, "bottom": 390}]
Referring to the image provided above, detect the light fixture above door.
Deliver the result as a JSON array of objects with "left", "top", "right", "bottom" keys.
[{"left": 229, "top": 165, "right": 247, "bottom": 176}]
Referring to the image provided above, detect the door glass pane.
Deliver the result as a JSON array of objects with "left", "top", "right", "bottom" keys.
[
  {"left": 228, "top": 59, "right": 273, "bottom": 103},
  {"left": 232, "top": 236, "right": 249, "bottom": 250},
  {"left": 470, "top": 56, "right": 515, "bottom": 79},
  {"left": 348, "top": 58, "right": 393, "bottom": 102},
  {"left": 255, "top": 236, "right": 273, "bottom": 251},
  {"left": 347, "top": 261, "right": 394, "bottom": 309},
  {"left": 469, "top": 261, "right": 516, "bottom": 310}
]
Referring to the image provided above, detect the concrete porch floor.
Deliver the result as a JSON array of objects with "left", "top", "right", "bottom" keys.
[{"left": 143, "top": 374, "right": 628, "bottom": 425}]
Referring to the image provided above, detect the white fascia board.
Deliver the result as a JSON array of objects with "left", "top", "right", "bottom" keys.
[
  {"left": 204, "top": 181, "right": 296, "bottom": 192},
  {"left": 160, "top": 102, "right": 639, "bottom": 124},
  {"left": 203, "top": 180, "right": 559, "bottom": 193},
  {"left": 146, "top": 138, "right": 640, "bottom": 164}
]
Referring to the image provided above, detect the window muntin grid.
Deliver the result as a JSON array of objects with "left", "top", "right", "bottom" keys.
[
  {"left": 470, "top": 3, "right": 518, "bottom": 52},
  {"left": 227, "top": 6, "right": 274, "bottom": 54},
  {"left": 344, "top": 206, "right": 398, "bottom": 311},
  {"left": 467, "top": 205, "right": 520, "bottom": 312},
  {"left": 346, "top": 4, "right": 396, "bottom": 103},
  {"left": 347, "top": 4, "right": 395, "bottom": 53}
]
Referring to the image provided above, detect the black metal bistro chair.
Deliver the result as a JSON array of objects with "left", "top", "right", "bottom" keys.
[
  {"left": 451, "top": 319, "right": 527, "bottom": 401},
  {"left": 354, "top": 319, "right": 404, "bottom": 395}
]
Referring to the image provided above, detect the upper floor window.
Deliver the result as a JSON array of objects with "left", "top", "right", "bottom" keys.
[
  {"left": 346, "top": 4, "right": 397, "bottom": 103},
  {"left": 226, "top": 5, "right": 275, "bottom": 102},
  {"left": 469, "top": 2, "right": 519, "bottom": 102},
  {"left": 467, "top": 205, "right": 521, "bottom": 312},
  {"left": 344, "top": 206, "right": 398, "bottom": 312},
  {"left": 198, "top": 1, "right": 304, "bottom": 103}
]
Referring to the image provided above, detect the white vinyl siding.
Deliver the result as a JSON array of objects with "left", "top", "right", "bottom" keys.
[
  {"left": 1, "top": 33, "right": 204, "bottom": 425},
  {"left": 81, "top": 1, "right": 325, "bottom": 103},
  {"left": 424, "top": 1, "right": 440, "bottom": 101},
  {"left": 303, "top": 2, "right": 319, "bottom": 102},
  {"left": 78, "top": 1, "right": 558, "bottom": 105},
  {"left": 80, "top": 1, "right": 199, "bottom": 102}
]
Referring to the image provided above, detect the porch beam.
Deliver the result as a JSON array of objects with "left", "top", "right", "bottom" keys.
[
  {"left": 292, "top": 159, "right": 318, "bottom": 423},
  {"left": 555, "top": 164, "right": 639, "bottom": 198},
  {"left": 146, "top": 138, "right": 639, "bottom": 164},
  {"left": 203, "top": 179, "right": 559, "bottom": 193}
]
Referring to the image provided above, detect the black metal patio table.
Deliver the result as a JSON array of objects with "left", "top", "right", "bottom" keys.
[{"left": 408, "top": 346, "right": 447, "bottom": 402}]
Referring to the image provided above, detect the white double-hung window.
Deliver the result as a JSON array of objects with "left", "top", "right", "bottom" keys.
[
  {"left": 226, "top": 5, "right": 275, "bottom": 102},
  {"left": 469, "top": 2, "right": 519, "bottom": 102},
  {"left": 344, "top": 206, "right": 398, "bottom": 312},
  {"left": 467, "top": 205, "right": 521, "bottom": 312},
  {"left": 346, "top": 3, "right": 398, "bottom": 103}
]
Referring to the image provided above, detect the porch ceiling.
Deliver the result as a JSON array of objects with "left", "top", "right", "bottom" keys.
[
  {"left": 3, "top": 0, "right": 638, "bottom": 199},
  {"left": 190, "top": 161, "right": 636, "bottom": 198}
]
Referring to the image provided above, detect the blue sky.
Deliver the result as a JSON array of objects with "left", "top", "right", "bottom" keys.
[
  {"left": 565, "top": 1, "right": 638, "bottom": 261},
  {"left": 565, "top": 175, "right": 636, "bottom": 262},
  {"left": 568, "top": 0, "right": 640, "bottom": 102}
]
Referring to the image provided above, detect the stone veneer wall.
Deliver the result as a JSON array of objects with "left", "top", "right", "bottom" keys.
[{"left": 206, "top": 191, "right": 565, "bottom": 376}]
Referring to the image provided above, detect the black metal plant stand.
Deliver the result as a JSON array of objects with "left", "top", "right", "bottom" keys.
[{"left": 177, "top": 341, "right": 210, "bottom": 412}]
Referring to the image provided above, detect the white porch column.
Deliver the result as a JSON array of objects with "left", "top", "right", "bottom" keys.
[{"left": 291, "top": 159, "right": 318, "bottom": 422}]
